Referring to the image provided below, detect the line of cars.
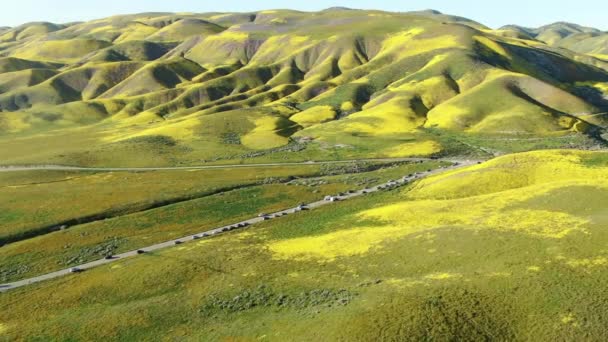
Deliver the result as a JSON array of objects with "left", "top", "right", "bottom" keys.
[{"left": 66, "top": 164, "right": 464, "bottom": 275}]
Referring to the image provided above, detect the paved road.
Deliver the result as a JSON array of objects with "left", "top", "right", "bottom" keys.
[
  {"left": 0, "top": 159, "right": 479, "bottom": 293},
  {"left": 0, "top": 157, "right": 462, "bottom": 172}
]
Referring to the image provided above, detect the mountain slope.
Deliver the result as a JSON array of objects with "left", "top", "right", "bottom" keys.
[
  {"left": 0, "top": 9, "right": 606, "bottom": 166},
  {"left": 501, "top": 22, "right": 608, "bottom": 59}
]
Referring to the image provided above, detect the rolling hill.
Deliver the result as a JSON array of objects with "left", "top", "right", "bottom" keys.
[
  {"left": 0, "top": 9, "right": 606, "bottom": 166},
  {"left": 502, "top": 22, "right": 608, "bottom": 59},
  {"left": 2, "top": 8, "right": 608, "bottom": 341}
]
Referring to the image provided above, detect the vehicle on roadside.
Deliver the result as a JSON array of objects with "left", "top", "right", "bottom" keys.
[
  {"left": 193, "top": 235, "right": 201, "bottom": 240},
  {"left": 137, "top": 250, "right": 146, "bottom": 254},
  {"left": 69, "top": 267, "right": 83, "bottom": 273},
  {"left": 175, "top": 241, "right": 183, "bottom": 245},
  {"left": 104, "top": 255, "right": 113, "bottom": 260}
]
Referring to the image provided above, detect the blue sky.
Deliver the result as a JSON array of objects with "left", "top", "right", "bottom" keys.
[{"left": 2, "top": 0, "right": 607, "bottom": 29}]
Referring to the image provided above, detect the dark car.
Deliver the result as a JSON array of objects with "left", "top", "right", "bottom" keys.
[
  {"left": 104, "top": 255, "right": 113, "bottom": 260},
  {"left": 137, "top": 250, "right": 146, "bottom": 254}
]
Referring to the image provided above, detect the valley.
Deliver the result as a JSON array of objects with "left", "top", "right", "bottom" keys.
[{"left": 1, "top": 7, "right": 608, "bottom": 341}]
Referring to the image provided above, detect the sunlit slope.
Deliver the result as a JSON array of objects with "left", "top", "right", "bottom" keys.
[
  {"left": 2, "top": 150, "right": 608, "bottom": 340},
  {"left": 502, "top": 22, "right": 608, "bottom": 59},
  {"left": 0, "top": 9, "right": 607, "bottom": 165}
]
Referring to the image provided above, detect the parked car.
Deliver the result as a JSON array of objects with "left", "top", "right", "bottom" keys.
[
  {"left": 69, "top": 267, "right": 83, "bottom": 273},
  {"left": 137, "top": 250, "right": 146, "bottom": 254}
]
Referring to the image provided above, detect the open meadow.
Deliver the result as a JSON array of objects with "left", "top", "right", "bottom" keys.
[
  {"left": 1, "top": 6, "right": 608, "bottom": 341},
  {"left": 2, "top": 150, "right": 608, "bottom": 340}
]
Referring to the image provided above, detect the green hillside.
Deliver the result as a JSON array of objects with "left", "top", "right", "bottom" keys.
[
  {"left": 1, "top": 8, "right": 608, "bottom": 341},
  {"left": 502, "top": 22, "right": 608, "bottom": 59},
  {"left": 0, "top": 9, "right": 606, "bottom": 167},
  {"left": 3, "top": 150, "right": 608, "bottom": 341}
]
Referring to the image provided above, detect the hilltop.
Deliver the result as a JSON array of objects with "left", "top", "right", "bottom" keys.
[
  {"left": 0, "top": 9, "right": 606, "bottom": 166},
  {"left": 501, "top": 22, "right": 608, "bottom": 58}
]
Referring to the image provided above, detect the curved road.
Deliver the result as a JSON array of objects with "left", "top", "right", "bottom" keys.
[
  {"left": 0, "top": 157, "right": 462, "bottom": 172},
  {"left": 0, "top": 158, "right": 480, "bottom": 293}
]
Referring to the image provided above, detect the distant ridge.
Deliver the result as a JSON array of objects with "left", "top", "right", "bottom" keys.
[{"left": 0, "top": 9, "right": 606, "bottom": 167}]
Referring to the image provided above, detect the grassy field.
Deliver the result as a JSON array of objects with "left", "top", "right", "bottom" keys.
[
  {"left": 0, "top": 161, "right": 441, "bottom": 283},
  {"left": 0, "top": 165, "right": 327, "bottom": 244},
  {"left": 2, "top": 150, "right": 608, "bottom": 340},
  {"left": 3, "top": 8, "right": 608, "bottom": 341}
]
